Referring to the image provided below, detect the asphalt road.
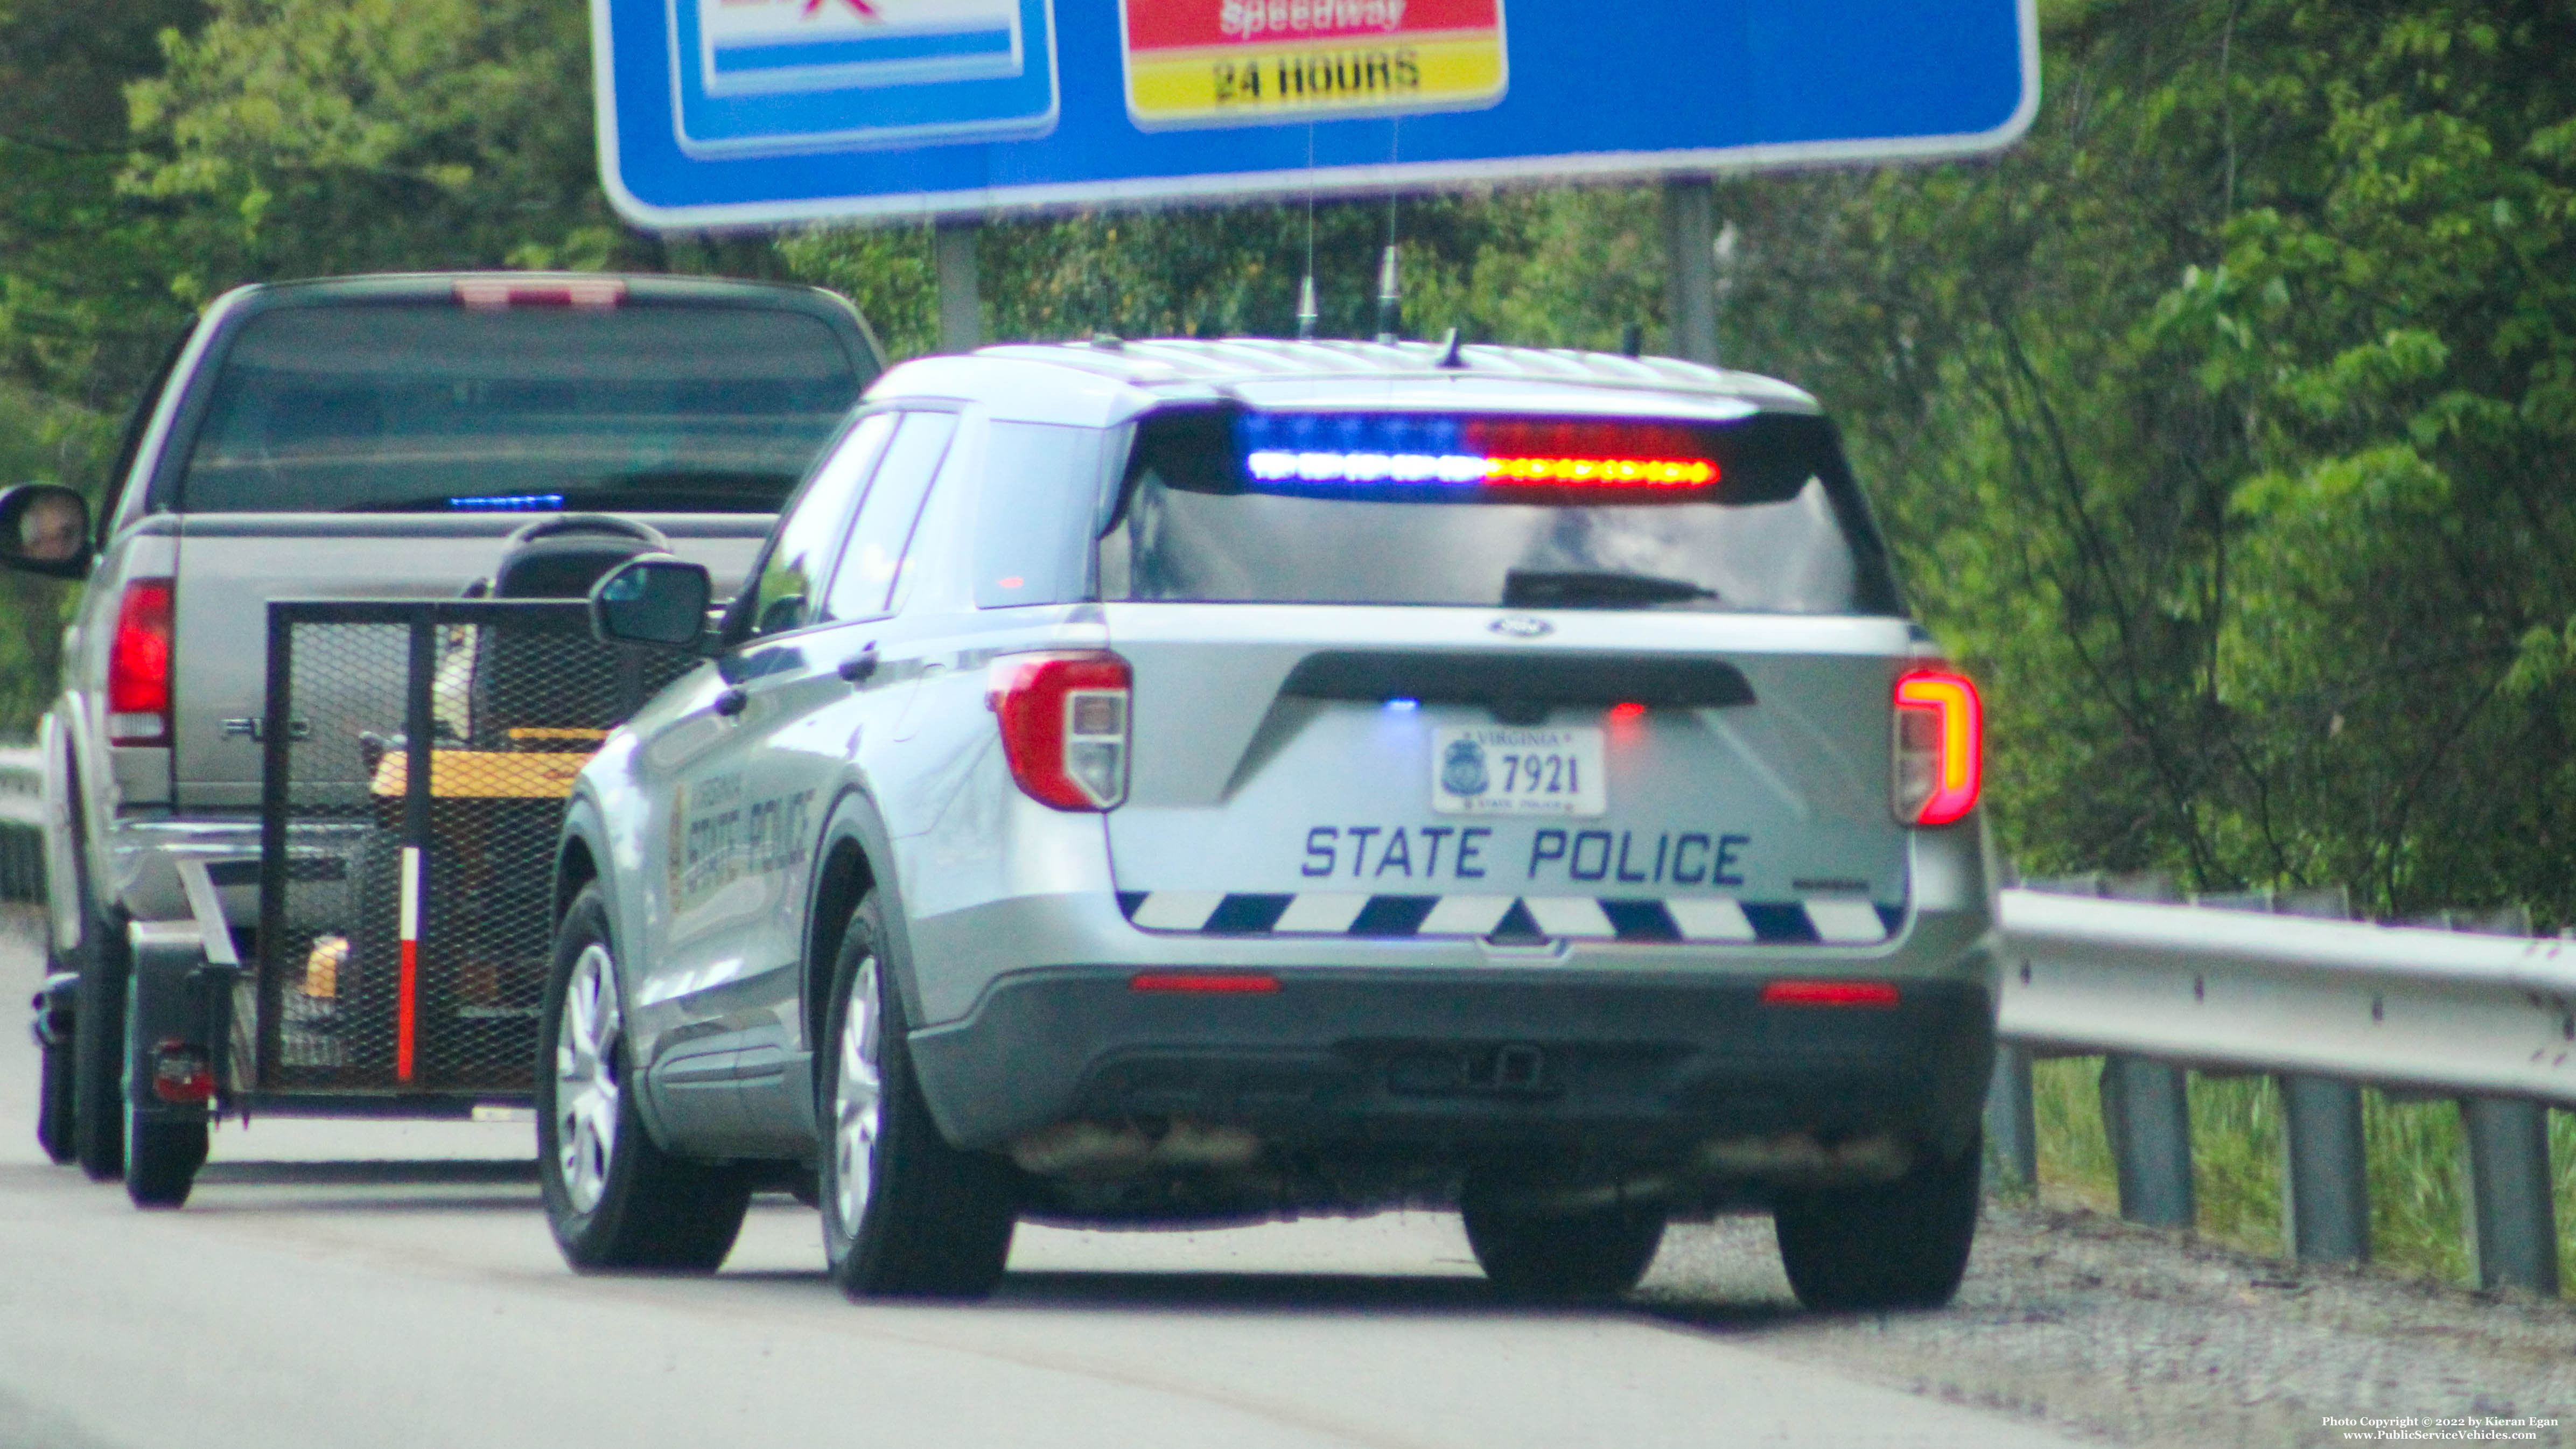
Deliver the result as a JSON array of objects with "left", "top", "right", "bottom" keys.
[{"left": 0, "top": 919, "right": 2089, "bottom": 1449}]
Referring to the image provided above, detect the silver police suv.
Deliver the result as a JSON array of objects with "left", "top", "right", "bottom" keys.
[{"left": 544, "top": 339, "right": 1999, "bottom": 1308}]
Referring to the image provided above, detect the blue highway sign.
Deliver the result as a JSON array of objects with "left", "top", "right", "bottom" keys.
[{"left": 592, "top": 0, "right": 2038, "bottom": 228}]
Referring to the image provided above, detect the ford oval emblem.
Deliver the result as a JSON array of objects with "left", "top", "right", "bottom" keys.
[{"left": 1489, "top": 615, "right": 1553, "bottom": 639}]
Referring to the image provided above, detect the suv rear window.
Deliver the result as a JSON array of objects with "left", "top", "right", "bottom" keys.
[
  {"left": 171, "top": 300, "right": 867, "bottom": 514},
  {"left": 1095, "top": 408, "right": 1903, "bottom": 615}
]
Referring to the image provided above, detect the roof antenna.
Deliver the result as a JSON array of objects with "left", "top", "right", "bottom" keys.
[
  {"left": 1620, "top": 323, "right": 1644, "bottom": 359},
  {"left": 1296, "top": 126, "right": 1320, "bottom": 340},
  {"left": 1375, "top": 244, "right": 1402, "bottom": 345},
  {"left": 1436, "top": 327, "right": 1466, "bottom": 369}
]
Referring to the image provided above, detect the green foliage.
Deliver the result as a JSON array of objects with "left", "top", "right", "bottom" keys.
[
  {"left": 778, "top": 192, "right": 1657, "bottom": 363},
  {"left": 122, "top": 0, "right": 641, "bottom": 286},
  {"left": 0, "top": 384, "right": 104, "bottom": 730},
  {"left": 777, "top": 226, "right": 942, "bottom": 363},
  {"left": 1682, "top": 0, "right": 2576, "bottom": 920}
]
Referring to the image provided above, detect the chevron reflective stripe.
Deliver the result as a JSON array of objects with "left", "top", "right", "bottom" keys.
[
  {"left": 1665, "top": 897, "right": 1756, "bottom": 942},
  {"left": 1115, "top": 891, "right": 1902, "bottom": 943},
  {"left": 1129, "top": 890, "right": 1228, "bottom": 931},
  {"left": 1523, "top": 897, "right": 1617, "bottom": 939},
  {"left": 1275, "top": 893, "right": 1371, "bottom": 933}
]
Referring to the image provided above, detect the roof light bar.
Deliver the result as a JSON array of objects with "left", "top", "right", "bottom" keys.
[
  {"left": 1233, "top": 412, "right": 1724, "bottom": 498},
  {"left": 1244, "top": 450, "right": 1713, "bottom": 487}
]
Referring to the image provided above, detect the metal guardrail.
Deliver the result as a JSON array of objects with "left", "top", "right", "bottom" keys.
[
  {"left": 1989, "top": 882, "right": 2567, "bottom": 1298},
  {"left": 2001, "top": 888, "right": 2576, "bottom": 1103},
  {"left": 0, "top": 744, "right": 43, "bottom": 902}
]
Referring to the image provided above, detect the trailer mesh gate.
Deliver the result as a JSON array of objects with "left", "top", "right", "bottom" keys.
[{"left": 255, "top": 600, "right": 694, "bottom": 1098}]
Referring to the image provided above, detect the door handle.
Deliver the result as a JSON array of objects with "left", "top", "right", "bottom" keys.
[
  {"left": 713, "top": 688, "right": 748, "bottom": 718},
  {"left": 838, "top": 647, "right": 879, "bottom": 685}
]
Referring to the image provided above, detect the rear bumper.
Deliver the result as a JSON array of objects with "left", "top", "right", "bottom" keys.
[
  {"left": 106, "top": 816, "right": 362, "bottom": 926},
  {"left": 909, "top": 968, "right": 1995, "bottom": 1164}
]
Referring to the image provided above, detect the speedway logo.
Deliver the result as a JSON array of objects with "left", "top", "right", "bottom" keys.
[{"left": 1218, "top": 0, "right": 1411, "bottom": 38}]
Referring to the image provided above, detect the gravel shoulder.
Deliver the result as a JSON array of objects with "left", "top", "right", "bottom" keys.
[{"left": 1638, "top": 1200, "right": 2576, "bottom": 1447}]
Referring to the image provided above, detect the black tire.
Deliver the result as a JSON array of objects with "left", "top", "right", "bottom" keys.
[
  {"left": 36, "top": 1011, "right": 76, "bottom": 1165},
  {"left": 1773, "top": 1132, "right": 1983, "bottom": 1312},
  {"left": 1461, "top": 1182, "right": 1668, "bottom": 1299},
  {"left": 818, "top": 891, "right": 1017, "bottom": 1299},
  {"left": 535, "top": 884, "right": 750, "bottom": 1272},
  {"left": 72, "top": 922, "right": 127, "bottom": 1182},
  {"left": 124, "top": 1114, "right": 208, "bottom": 1209}
]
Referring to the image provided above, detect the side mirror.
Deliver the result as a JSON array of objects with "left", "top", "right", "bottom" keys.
[
  {"left": 590, "top": 556, "right": 713, "bottom": 652},
  {"left": 0, "top": 484, "right": 91, "bottom": 579}
]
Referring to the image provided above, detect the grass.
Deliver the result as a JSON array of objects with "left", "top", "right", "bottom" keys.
[{"left": 2023, "top": 1057, "right": 2576, "bottom": 1294}]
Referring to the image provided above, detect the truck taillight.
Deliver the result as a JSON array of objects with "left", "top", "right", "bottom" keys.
[
  {"left": 151, "top": 1038, "right": 214, "bottom": 1104},
  {"left": 1893, "top": 668, "right": 1982, "bottom": 827},
  {"left": 452, "top": 278, "right": 625, "bottom": 310},
  {"left": 988, "top": 652, "right": 1131, "bottom": 811},
  {"left": 108, "top": 577, "right": 174, "bottom": 746}
]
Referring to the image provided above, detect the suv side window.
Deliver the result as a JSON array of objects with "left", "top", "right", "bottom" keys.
[
  {"left": 824, "top": 411, "right": 956, "bottom": 622},
  {"left": 744, "top": 411, "right": 895, "bottom": 638},
  {"left": 974, "top": 421, "right": 1114, "bottom": 607}
]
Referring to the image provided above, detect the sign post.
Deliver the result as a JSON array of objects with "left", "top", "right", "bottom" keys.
[{"left": 1661, "top": 178, "right": 1720, "bottom": 366}]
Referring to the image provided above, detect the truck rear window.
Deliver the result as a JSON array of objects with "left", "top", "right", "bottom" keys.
[
  {"left": 171, "top": 302, "right": 866, "bottom": 514},
  {"left": 1095, "top": 408, "right": 1904, "bottom": 614}
]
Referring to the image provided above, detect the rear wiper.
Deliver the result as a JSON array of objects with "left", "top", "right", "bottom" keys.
[{"left": 1502, "top": 569, "right": 1720, "bottom": 610}]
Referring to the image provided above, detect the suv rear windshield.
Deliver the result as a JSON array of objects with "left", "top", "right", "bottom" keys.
[
  {"left": 171, "top": 300, "right": 868, "bottom": 514},
  {"left": 1093, "top": 408, "right": 1903, "bottom": 614}
]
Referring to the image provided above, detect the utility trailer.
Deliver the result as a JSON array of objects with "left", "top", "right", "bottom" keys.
[{"left": 118, "top": 597, "right": 691, "bottom": 1205}]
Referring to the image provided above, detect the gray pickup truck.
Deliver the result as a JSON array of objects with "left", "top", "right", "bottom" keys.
[{"left": 1, "top": 272, "right": 880, "bottom": 1202}]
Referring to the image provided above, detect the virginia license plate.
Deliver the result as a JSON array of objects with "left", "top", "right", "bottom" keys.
[{"left": 1431, "top": 725, "right": 1607, "bottom": 816}]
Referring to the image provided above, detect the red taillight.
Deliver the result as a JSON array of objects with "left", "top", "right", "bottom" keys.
[
  {"left": 1893, "top": 668, "right": 1982, "bottom": 826},
  {"left": 1761, "top": 980, "right": 1900, "bottom": 1008},
  {"left": 452, "top": 278, "right": 625, "bottom": 310},
  {"left": 150, "top": 1038, "right": 215, "bottom": 1103},
  {"left": 988, "top": 651, "right": 1131, "bottom": 811},
  {"left": 108, "top": 578, "right": 174, "bottom": 746},
  {"left": 1606, "top": 702, "right": 1647, "bottom": 723},
  {"left": 1130, "top": 971, "right": 1280, "bottom": 994}
]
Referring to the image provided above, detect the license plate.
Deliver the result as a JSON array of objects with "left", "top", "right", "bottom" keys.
[{"left": 1431, "top": 726, "right": 1607, "bottom": 816}]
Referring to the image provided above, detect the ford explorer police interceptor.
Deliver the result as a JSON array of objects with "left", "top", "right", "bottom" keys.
[{"left": 541, "top": 338, "right": 1999, "bottom": 1307}]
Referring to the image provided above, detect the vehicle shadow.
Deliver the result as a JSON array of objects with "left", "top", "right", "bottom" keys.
[
  {"left": 170, "top": 1158, "right": 542, "bottom": 1215},
  {"left": 718, "top": 1263, "right": 1707, "bottom": 1322},
  {"left": 198, "top": 1158, "right": 536, "bottom": 1187},
  {"left": 995, "top": 1269, "right": 1509, "bottom": 1315}
]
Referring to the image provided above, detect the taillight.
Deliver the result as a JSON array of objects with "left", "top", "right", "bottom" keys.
[
  {"left": 108, "top": 578, "right": 174, "bottom": 746},
  {"left": 1893, "top": 668, "right": 1982, "bottom": 826},
  {"left": 150, "top": 1038, "right": 215, "bottom": 1103},
  {"left": 1130, "top": 971, "right": 1279, "bottom": 994},
  {"left": 1762, "top": 979, "right": 1901, "bottom": 1007},
  {"left": 988, "top": 651, "right": 1131, "bottom": 811},
  {"left": 453, "top": 277, "right": 625, "bottom": 310}
]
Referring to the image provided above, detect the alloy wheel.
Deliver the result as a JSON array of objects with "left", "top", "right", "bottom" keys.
[
  {"left": 832, "top": 954, "right": 884, "bottom": 1235},
  {"left": 555, "top": 942, "right": 621, "bottom": 1214}
]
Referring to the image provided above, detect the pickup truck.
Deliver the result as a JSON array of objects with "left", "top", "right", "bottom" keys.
[{"left": 1, "top": 272, "right": 881, "bottom": 1204}]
